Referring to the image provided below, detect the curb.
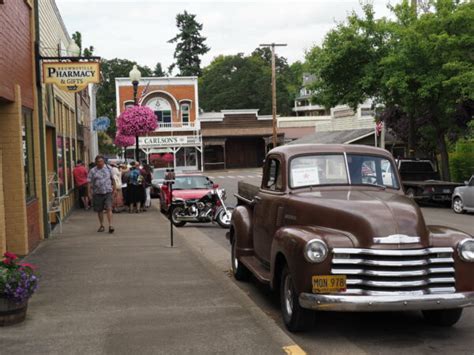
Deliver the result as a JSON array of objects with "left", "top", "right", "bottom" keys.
[{"left": 166, "top": 215, "right": 306, "bottom": 354}]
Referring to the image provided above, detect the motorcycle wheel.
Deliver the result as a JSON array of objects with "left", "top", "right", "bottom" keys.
[
  {"left": 171, "top": 206, "right": 187, "bottom": 227},
  {"left": 216, "top": 207, "right": 234, "bottom": 229}
]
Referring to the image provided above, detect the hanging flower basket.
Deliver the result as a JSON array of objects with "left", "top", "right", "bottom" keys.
[
  {"left": 0, "top": 252, "right": 39, "bottom": 326},
  {"left": 117, "top": 106, "right": 158, "bottom": 137},
  {"left": 114, "top": 131, "right": 136, "bottom": 147}
]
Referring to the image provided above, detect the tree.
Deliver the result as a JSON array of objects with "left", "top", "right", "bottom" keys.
[
  {"left": 168, "top": 11, "right": 210, "bottom": 76},
  {"left": 199, "top": 49, "right": 297, "bottom": 115},
  {"left": 153, "top": 62, "right": 167, "bottom": 77},
  {"left": 305, "top": 0, "right": 474, "bottom": 180},
  {"left": 72, "top": 31, "right": 94, "bottom": 57}
]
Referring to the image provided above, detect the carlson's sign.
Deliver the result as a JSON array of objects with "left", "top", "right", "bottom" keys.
[
  {"left": 139, "top": 136, "right": 189, "bottom": 147},
  {"left": 42, "top": 62, "right": 100, "bottom": 93}
]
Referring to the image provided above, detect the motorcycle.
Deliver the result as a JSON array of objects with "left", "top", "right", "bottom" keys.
[{"left": 170, "top": 188, "right": 234, "bottom": 228}]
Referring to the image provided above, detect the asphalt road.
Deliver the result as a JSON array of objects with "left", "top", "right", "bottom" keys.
[{"left": 171, "top": 168, "right": 474, "bottom": 354}]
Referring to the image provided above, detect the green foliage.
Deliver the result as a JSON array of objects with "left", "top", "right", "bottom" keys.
[
  {"left": 97, "top": 58, "right": 152, "bottom": 138},
  {"left": 168, "top": 11, "right": 210, "bottom": 76},
  {"left": 72, "top": 31, "right": 94, "bottom": 57},
  {"left": 153, "top": 62, "right": 167, "bottom": 77},
  {"left": 449, "top": 140, "right": 474, "bottom": 182},
  {"left": 305, "top": 0, "right": 474, "bottom": 179},
  {"left": 199, "top": 49, "right": 299, "bottom": 115}
]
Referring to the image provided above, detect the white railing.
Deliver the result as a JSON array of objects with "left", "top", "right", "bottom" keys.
[{"left": 157, "top": 121, "right": 200, "bottom": 130}]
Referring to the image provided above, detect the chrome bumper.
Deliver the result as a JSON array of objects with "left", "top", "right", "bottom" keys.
[{"left": 299, "top": 292, "right": 474, "bottom": 312}]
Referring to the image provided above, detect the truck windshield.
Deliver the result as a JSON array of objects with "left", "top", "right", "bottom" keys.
[{"left": 289, "top": 154, "right": 399, "bottom": 189}]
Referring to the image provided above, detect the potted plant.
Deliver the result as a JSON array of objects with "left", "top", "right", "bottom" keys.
[{"left": 0, "top": 252, "right": 39, "bottom": 326}]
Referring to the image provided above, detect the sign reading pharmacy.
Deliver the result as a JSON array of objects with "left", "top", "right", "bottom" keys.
[
  {"left": 139, "top": 136, "right": 191, "bottom": 147},
  {"left": 42, "top": 62, "right": 100, "bottom": 93}
]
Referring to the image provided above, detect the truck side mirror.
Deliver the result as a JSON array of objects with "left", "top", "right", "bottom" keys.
[{"left": 465, "top": 181, "right": 469, "bottom": 186}]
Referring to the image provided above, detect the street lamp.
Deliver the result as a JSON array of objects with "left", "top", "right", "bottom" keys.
[
  {"left": 129, "top": 65, "right": 141, "bottom": 105},
  {"left": 129, "top": 65, "right": 142, "bottom": 161}
]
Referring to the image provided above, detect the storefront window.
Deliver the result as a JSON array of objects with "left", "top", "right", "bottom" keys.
[
  {"left": 57, "top": 136, "right": 65, "bottom": 195},
  {"left": 66, "top": 139, "right": 72, "bottom": 191},
  {"left": 22, "top": 108, "right": 36, "bottom": 200}
]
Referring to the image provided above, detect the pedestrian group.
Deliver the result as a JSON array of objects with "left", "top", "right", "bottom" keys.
[{"left": 73, "top": 155, "right": 154, "bottom": 234}]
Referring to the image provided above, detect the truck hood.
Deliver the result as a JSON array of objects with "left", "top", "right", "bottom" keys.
[{"left": 292, "top": 189, "right": 429, "bottom": 248}]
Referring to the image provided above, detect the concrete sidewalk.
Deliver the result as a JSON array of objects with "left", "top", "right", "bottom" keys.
[{"left": 0, "top": 206, "right": 292, "bottom": 354}]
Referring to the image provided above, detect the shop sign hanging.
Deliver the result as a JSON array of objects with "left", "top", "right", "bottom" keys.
[
  {"left": 42, "top": 62, "right": 100, "bottom": 93},
  {"left": 93, "top": 117, "right": 110, "bottom": 131}
]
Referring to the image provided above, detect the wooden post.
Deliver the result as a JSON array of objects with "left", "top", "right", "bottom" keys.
[
  {"left": 271, "top": 45, "right": 277, "bottom": 149},
  {"left": 259, "top": 43, "right": 287, "bottom": 149}
]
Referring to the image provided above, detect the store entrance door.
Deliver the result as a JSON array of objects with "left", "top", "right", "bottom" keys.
[{"left": 175, "top": 147, "right": 198, "bottom": 172}]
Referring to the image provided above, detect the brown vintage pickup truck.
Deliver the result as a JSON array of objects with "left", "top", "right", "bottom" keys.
[{"left": 230, "top": 144, "right": 474, "bottom": 332}]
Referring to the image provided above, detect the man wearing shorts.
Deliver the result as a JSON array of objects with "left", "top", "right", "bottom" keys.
[
  {"left": 73, "top": 160, "right": 89, "bottom": 210},
  {"left": 88, "top": 155, "right": 115, "bottom": 233}
]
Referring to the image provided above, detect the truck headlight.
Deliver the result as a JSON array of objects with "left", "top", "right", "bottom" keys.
[
  {"left": 458, "top": 239, "right": 474, "bottom": 262},
  {"left": 304, "top": 239, "right": 328, "bottom": 263}
]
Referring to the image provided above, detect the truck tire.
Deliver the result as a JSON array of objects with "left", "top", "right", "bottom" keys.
[
  {"left": 170, "top": 206, "right": 186, "bottom": 227},
  {"left": 231, "top": 236, "right": 250, "bottom": 281},
  {"left": 280, "top": 265, "right": 314, "bottom": 332},
  {"left": 422, "top": 308, "right": 463, "bottom": 327}
]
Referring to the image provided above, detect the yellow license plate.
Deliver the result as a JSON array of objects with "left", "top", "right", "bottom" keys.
[{"left": 312, "top": 275, "right": 346, "bottom": 293}]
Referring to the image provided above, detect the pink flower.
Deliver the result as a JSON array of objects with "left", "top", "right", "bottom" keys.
[
  {"left": 4, "top": 252, "right": 18, "bottom": 260},
  {"left": 114, "top": 131, "right": 136, "bottom": 147},
  {"left": 20, "top": 262, "right": 37, "bottom": 271},
  {"left": 117, "top": 106, "right": 158, "bottom": 136}
]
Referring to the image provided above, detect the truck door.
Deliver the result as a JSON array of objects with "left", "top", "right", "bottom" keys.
[{"left": 253, "top": 156, "right": 285, "bottom": 264}]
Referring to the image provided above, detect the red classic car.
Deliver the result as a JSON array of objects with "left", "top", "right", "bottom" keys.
[{"left": 159, "top": 174, "right": 217, "bottom": 214}]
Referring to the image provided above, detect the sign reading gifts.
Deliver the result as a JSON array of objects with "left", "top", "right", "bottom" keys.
[
  {"left": 42, "top": 62, "right": 100, "bottom": 93},
  {"left": 139, "top": 136, "right": 189, "bottom": 147}
]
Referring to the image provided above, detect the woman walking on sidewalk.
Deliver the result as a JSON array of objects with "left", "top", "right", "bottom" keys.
[
  {"left": 88, "top": 155, "right": 116, "bottom": 233},
  {"left": 142, "top": 164, "right": 153, "bottom": 210}
]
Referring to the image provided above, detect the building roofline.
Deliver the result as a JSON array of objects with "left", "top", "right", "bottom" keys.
[{"left": 51, "top": 0, "right": 71, "bottom": 40}]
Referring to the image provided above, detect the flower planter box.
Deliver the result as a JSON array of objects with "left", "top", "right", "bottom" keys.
[{"left": 0, "top": 297, "right": 28, "bottom": 326}]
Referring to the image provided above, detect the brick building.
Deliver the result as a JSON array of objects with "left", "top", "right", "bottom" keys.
[
  {"left": 115, "top": 77, "right": 203, "bottom": 171},
  {"left": 0, "top": 0, "right": 44, "bottom": 255}
]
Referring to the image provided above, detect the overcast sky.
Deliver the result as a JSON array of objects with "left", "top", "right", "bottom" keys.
[{"left": 55, "top": 0, "right": 398, "bottom": 72}]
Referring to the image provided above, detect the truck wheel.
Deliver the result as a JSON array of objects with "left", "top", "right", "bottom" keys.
[
  {"left": 280, "top": 265, "right": 314, "bottom": 332},
  {"left": 171, "top": 206, "right": 186, "bottom": 227},
  {"left": 216, "top": 208, "right": 234, "bottom": 229},
  {"left": 406, "top": 188, "right": 416, "bottom": 199},
  {"left": 231, "top": 237, "right": 250, "bottom": 281},
  {"left": 422, "top": 308, "right": 463, "bottom": 327},
  {"left": 452, "top": 197, "right": 465, "bottom": 214}
]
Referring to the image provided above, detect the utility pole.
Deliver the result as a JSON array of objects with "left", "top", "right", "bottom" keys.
[
  {"left": 259, "top": 43, "right": 287, "bottom": 148},
  {"left": 408, "top": 0, "right": 417, "bottom": 158}
]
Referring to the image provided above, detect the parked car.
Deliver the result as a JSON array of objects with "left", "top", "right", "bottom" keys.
[
  {"left": 452, "top": 175, "right": 474, "bottom": 214},
  {"left": 397, "top": 159, "right": 462, "bottom": 204},
  {"left": 159, "top": 174, "right": 217, "bottom": 214},
  {"left": 151, "top": 168, "right": 167, "bottom": 198},
  {"left": 231, "top": 144, "right": 474, "bottom": 332}
]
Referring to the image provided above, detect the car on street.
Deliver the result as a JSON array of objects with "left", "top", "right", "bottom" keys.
[
  {"left": 397, "top": 159, "right": 462, "bottom": 205},
  {"left": 452, "top": 175, "right": 474, "bottom": 214},
  {"left": 231, "top": 144, "right": 474, "bottom": 332},
  {"left": 159, "top": 173, "right": 217, "bottom": 214},
  {"left": 151, "top": 168, "right": 167, "bottom": 198}
]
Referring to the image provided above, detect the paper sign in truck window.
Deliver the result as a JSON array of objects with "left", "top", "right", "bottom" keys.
[{"left": 292, "top": 167, "right": 319, "bottom": 187}]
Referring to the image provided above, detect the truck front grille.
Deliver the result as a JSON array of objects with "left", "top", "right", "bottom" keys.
[{"left": 332, "top": 247, "right": 456, "bottom": 296}]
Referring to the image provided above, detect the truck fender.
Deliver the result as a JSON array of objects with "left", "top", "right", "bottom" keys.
[
  {"left": 230, "top": 205, "right": 254, "bottom": 258},
  {"left": 270, "top": 226, "right": 355, "bottom": 292}
]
